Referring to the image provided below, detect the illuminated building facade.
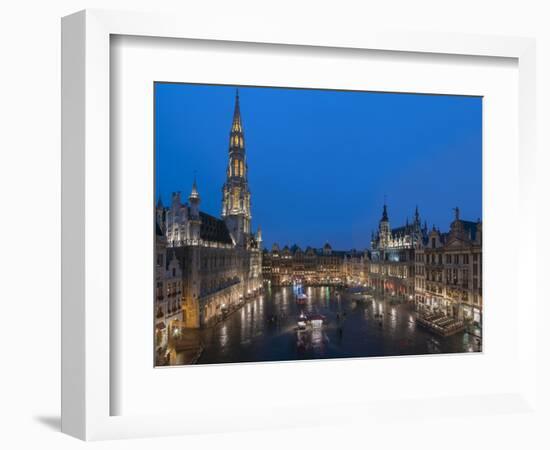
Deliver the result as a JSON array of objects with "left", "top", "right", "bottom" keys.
[
  {"left": 262, "top": 243, "right": 366, "bottom": 286},
  {"left": 415, "top": 208, "right": 482, "bottom": 326},
  {"left": 368, "top": 204, "right": 428, "bottom": 301},
  {"left": 343, "top": 250, "right": 368, "bottom": 285},
  {"left": 154, "top": 222, "right": 184, "bottom": 351},
  {"left": 155, "top": 91, "right": 263, "bottom": 335}
]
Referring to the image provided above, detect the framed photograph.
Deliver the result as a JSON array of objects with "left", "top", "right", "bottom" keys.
[
  {"left": 153, "top": 83, "right": 482, "bottom": 367},
  {"left": 62, "top": 9, "right": 537, "bottom": 440}
]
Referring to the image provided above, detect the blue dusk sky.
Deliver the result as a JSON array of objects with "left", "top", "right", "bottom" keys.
[{"left": 155, "top": 83, "right": 482, "bottom": 251}]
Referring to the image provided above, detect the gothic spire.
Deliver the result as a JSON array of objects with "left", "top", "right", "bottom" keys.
[
  {"left": 222, "top": 89, "right": 252, "bottom": 242},
  {"left": 189, "top": 175, "right": 199, "bottom": 200},
  {"left": 231, "top": 88, "right": 243, "bottom": 135},
  {"left": 381, "top": 203, "right": 389, "bottom": 222},
  {"left": 453, "top": 206, "right": 460, "bottom": 221}
]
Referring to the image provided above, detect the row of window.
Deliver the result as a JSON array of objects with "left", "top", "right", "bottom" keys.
[
  {"left": 155, "top": 280, "right": 182, "bottom": 301},
  {"left": 423, "top": 252, "right": 480, "bottom": 265},
  {"left": 231, "top": 134, "right": 244, "bottom": 148},
  {"left": 231, "top": 158, "right": 245, "bottom": 177},
  {"left": 201, "top": 254, "right": 241, "bottom": 270}
]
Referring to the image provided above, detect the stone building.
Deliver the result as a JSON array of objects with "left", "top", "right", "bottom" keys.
[
  {"left": 262, "top": 242, "right": 364, "bottom": 286},
  {"left": 367, "top": 203, "right": 428, "bottom": 301},
  {"left": 343, "top": 250, "right": 368, "bottom": 285},
  {"left": 414, "top": 233, "right": 428, "bottom": 311},
  {"left": 154, "top": 222, "right": 185, "bottom": 351},
  {"left": 155, "top": 91, "right": 262, "bottom": 331},
  {"left": 415, "top": 208, "right": 482, "bottom": 327}
]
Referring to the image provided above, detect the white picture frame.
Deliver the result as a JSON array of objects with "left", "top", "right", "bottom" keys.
[{"left": 61, "top": 9, "right": 537, "bottom": 441}]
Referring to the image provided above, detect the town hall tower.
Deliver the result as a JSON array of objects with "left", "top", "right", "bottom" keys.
[{"left": 222, "top": 90, "right": 252, "bottom": 246}]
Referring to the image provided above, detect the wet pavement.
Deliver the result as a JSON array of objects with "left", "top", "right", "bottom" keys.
[{"left": 179, "top": 285, "right": 481, "bottom": 365}]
